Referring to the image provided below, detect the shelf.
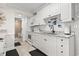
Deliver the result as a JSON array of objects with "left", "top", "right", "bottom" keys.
[{"left": 30, "top": 24, "right": 46, "bottom": 27}]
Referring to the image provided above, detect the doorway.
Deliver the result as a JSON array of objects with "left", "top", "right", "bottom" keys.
[{"left": 15, "top": 18, "right": 22, "bottom": 42}]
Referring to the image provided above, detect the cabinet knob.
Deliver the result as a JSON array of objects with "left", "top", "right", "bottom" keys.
[
  {"left": 61, "top": 51, "right": 63, "bottom": 53},
  {"left": 44, "top": 39, "right": 47, "bottom": 41},
  {"left": 61, "top": 45, "right": 63, "bottom": 47},
  {"left": 61, "top": 39, "right": 63, "bottom": 41}
]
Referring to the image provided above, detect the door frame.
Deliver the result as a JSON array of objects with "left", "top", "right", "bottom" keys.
[{"left": 15, "top": 17, "right": 22, "bottom": 39}]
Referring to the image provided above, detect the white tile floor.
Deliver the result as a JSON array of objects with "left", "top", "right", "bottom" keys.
[{"left": 15, "top": 38, "right": 36, "bottom": 56}]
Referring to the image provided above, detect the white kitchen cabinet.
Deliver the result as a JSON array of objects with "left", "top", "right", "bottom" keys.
[
  {"left": 5, "top": 34, "right": 14, "bottom": 51},
  {"left": 37, "top": 3, "right": 72, "bottom": 22},
  {"left": 0, "top": 39, "right": 6, "bottom": 56},
  {"left": 31, "top": 33, "right": 44, "bottom": 50},
  {"left": 0, "top": 42, "right": 4, "bottom": 53},
  {"left": 32, "top": 16, "right": 40, "bottom": 26},
  {"left": 31, "top": 33, "right": 56, "bottom": 56},
  {"left": 56, "top": 37, "right": 69, "bottom": 56},
  {"left": 42, "top": 35, "right": 56, "bottom": 56},
  {"left": 37, "top": 4, "right": 60, "bottom": 18},
  {"left": 56, "top": 36, "right": 74, "bottom": 56},
  {"left": 35, "top": 34, "right": 51, "bottom": 55},
  {"left": 29, "top": 16, "right": 38, "bottom": 26},
  {"left": 30, "top": 15, "right": 45, "bottom": 26},
  {"left": 30, "top": 3, "right": 73, "bottom": 24},
  {"left": 30, "top": 4, "right": 62, "bottom": 26},
  {"left": 31, "top": 32, "right": 74, "bottom": 56},
  {"left": 0, "top": 42, "right": 5, "bottom": 56},
  {"left": 60, "top": 3, "right": 72, "bottom": 22}
]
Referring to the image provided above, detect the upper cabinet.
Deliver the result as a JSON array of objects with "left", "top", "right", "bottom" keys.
[
  {"left": 30, "top": 3, "right": 74, "bottom": 26},
  {"left": 73, "top": 3, "right": 79, "bottom": 18},
  {"left": 30, "top": 4, "right": 61, "bottom": 26},
  {"left": 60, "top": 3, "right": 72, "bottom": 22},
  {"left": 37, "top": 4, "right": 60, "bottom": 20},
  {"left": 29, "top": 15, "right": 46, "bottom": 26}
]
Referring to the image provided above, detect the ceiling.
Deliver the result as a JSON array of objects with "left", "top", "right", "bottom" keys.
[{"left": 0, "top": 3, "right": 48, "bottom": 13}]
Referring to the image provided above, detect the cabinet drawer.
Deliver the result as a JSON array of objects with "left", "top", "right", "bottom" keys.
[
  {"left": 57, "top": 38, "right": 65, "bottom": 43},
  {"left": 56, "top": 37, "right": 69, "bottom": 56},
  {"left": 42, "top": 35, "right": 56, "bottom": 56},
  {"left": 56, "top": 38, "right": 69, "bottom": 46},
  {"left": 56, "top": 48, "right": 65, "bottom": 56},
  {"left": 56, "top": 46, "right": 69, "bottom": 56}
]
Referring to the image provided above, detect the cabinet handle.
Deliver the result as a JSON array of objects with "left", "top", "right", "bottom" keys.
[
  {"left": 44, "top": 39, "right": 47, "bottom": 41},
  {"left": 61, "top": 51, "right": 63, "bottom": 53},
  {"left": 61, "top": 45, "right": 63, "bottom": 47},
  {"left": 61, "top": 39, "right": 63, "bottom": 41}
]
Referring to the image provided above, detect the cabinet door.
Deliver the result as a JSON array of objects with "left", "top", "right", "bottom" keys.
[
  {"left": 60, "top": 3, "right": 72, "bottom": 22},
  {"left": 5, "top": 34, "right": 14, "bottom": 51},
  {"left": 37, "top": 34, "right": 49, "bottom": 55},
  {"left": 38, "top": 35, "right": 56, "bottom": 56},
  {"left": 49, "top": 4, "right": 61, "bottom": 16},
  {"left": 31, "top": 34, "right": 38, "bottom": 47},
  {"left": 31, "top": 33, "right": 57, "bottom": 56},
  {"left": 31, "top": 33, "right": 42, "bottom": 49},
  {"left": 31, "top": 34, "right": 49, "bottom": 55},
  {"left": 30, "top": 16, "right": 39, "bottom": 26},
  {"left": 46, "top": 35, "right": 56, "bottom": 56},
  {"left": 0, "top": 42, "right": 4, "bottom": 54}
]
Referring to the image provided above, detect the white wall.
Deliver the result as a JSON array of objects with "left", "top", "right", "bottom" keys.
[{"left": 22, "top": 17, "right": 28, "bottom": 41}]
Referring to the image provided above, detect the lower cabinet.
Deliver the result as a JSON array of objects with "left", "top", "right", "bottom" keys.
[
  {"left": 31, "top": 33, "right": 74, "bottom": 56},
  {"left": 0, "top": 41, "right": 5, "bottom": 56},
  {"left": 5, "top": 34, "right": 14, "bottom": 51},
  {"left": 56, "top": 37, "right": 69, "bottom": 56},
  {"left": 56, "top": 36, "right": 74, "bottom": 56},
  {"left": 31, "top": 33, "right": 56, "bottom": 56}
]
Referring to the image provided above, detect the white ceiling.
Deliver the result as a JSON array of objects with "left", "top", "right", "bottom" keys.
[
  {"left": 2, "top": 3, "right": 48, "bottom": 13},
  {"left": 0, "top": 3, "right": 49, "bottom": 17}
]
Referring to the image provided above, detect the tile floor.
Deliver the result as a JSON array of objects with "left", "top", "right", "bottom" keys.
[{"left": 15, "top": 38, "right": 36, "bottom": 56}]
